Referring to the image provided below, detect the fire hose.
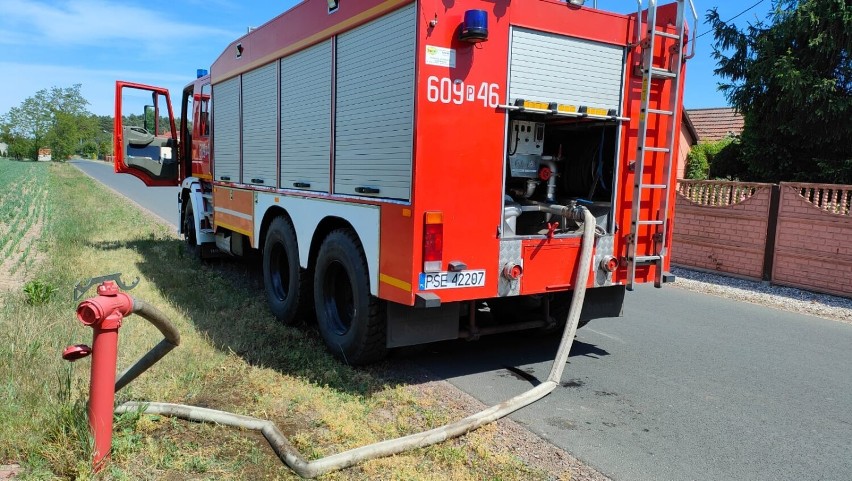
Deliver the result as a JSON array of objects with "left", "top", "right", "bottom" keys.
[{"left": 71, "top": 206, "right": 597, "bottom": 478}]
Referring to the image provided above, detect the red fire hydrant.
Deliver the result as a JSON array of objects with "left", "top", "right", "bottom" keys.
[{"left": 64, "top": 281, "right": 134, "bottom": 470}]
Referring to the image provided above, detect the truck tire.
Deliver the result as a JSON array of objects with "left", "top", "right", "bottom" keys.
[
  {"left": 182, "top": 199, "right": 200, "bottom": 259},
  {"left": 263, "top": 216, "right": 305, "bottom": 325},
  {"left": 314, "top": 229, "right": 386, "bottom": 365}
]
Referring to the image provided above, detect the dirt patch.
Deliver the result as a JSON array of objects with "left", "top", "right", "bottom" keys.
[{"left": 0, "top": 464, "right": 21, "bottom": 480}]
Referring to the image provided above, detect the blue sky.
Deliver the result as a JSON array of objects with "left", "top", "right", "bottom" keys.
[{"left": 0, "top": 0, "right": 771, "bottom": 116}]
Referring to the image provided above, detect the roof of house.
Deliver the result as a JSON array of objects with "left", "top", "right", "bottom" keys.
[{"left": 686, "top": 107, "right": 744, "bottom": 143}]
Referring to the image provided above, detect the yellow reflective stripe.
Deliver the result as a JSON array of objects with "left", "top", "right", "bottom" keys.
[
  {"left": 215, "top": 220, "right": 252, "bottom": 238},
  {"left": 380, "top": 273, "right": 411, "bottom": 292}
]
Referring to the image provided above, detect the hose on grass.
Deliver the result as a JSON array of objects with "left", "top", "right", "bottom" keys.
[{"left": 116, "top": 206, "right": 598, "bottom": 478}]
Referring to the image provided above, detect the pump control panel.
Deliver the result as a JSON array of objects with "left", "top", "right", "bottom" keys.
[
  {"left": 509, "top": 121, "right": 545, "bottom": 156},
  {"left": 508, "top": 120, "right": 546, "bottom": 178}
]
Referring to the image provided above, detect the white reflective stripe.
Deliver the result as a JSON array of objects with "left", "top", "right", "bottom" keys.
[{"left": 214, "top": 207, "right": 252, "bottom": 220}]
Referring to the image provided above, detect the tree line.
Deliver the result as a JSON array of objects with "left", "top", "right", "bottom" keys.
[
  {"left": 0, "top": 85, "right": 113, "bottom": 161},
  {"left": 0, "top": 84, "right": 177, "bottom": 162}
]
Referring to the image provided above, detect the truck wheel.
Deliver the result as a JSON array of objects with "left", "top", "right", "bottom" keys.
[
  {"left": 263, "top": 216, "right": 304, "bottom": 325},
  {"left": 182, "top": 200, "right": 200, "bottom": 259},
  {"left": 314, "top": 229, "right": 386, "bottom": 365}
]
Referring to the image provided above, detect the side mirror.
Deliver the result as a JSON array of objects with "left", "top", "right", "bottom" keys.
[{"left": 143, "top": 105, "right": 155, "bottom": 132}]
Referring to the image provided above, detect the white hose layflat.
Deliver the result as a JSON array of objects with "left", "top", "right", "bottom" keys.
[{"left": 116, "top": 207, "right": 598, "bottom": 479}]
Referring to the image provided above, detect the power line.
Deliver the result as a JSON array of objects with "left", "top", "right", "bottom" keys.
[{"left": 694, "top": 0, "right": 767, "bottom": 40}]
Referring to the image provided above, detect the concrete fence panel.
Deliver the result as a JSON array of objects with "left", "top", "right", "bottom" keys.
[
  {"left": 671, "top": 180, "right": 774, "bottom": 279},
  {"left": 771, "top": 183, "right": 852, "bottom": 297}
]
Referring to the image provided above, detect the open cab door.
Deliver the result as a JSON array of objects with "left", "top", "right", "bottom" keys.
[{"left": 114, "top": 81, "right": 180, "bottom": 186}]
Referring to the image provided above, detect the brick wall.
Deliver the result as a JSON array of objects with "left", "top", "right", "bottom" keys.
[
  {"left": 771, "top": 183, "right": 852, "bottom": 297},
  {"left": 671, "top": 180, "right": 773, "bottom": 279}
]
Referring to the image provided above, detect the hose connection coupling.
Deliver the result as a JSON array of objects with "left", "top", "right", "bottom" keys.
[
  {"left": 599, "top": 255, "right": 619, "bottom": 273},
  {"left": 502, "top": 263, "right": 523, "bottom": 281},
  {"left": 76, "top": 280, "right": 134, "bottom": 330},
  {"left": 568, "top": 202, "right": 587, "bottom": 222}
]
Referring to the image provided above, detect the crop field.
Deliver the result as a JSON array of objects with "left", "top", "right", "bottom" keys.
[
  {"left": 0, "top": 160, "right": 574, "bottom": 480},
  {"left": 0, "top": 159, "right": 48, "bottom": 293}
]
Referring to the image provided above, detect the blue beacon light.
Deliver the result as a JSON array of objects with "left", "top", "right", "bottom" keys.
[{"left": 459, "top": 10, "right": 488, "bottom": 43}]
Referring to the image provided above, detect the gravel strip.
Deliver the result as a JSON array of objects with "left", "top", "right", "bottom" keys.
[{"left": 669, "top": 266, "right": 852, "bottom": 325}]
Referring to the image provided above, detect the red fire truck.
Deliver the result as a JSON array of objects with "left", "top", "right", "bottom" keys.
[{"left": 114, "top": 0, "right": 695, "bottom": 364}]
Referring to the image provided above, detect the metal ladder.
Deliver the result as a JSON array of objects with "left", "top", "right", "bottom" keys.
[{"left": 626, "top": 0, "right": 697, "bottom": 290}]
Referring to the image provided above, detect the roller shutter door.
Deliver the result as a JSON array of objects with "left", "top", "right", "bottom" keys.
[
  {"left": 212, "top": 77, "right": 240, "bottom": 182},
  {"left": 509, "top": 28, "right": 625, "bottom": 113},
  {"left": 242, "top": 62, "right": 278, "bottom": 186},
  {"left": 334, "top": 4, "right": 415, "bottom": 201},
  {"left": 281, "top": 40, "right": 332, "bottom": 192}
]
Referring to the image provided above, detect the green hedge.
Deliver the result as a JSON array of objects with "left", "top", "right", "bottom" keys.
[{"left": 684, "top": 137, "right": 737, "bottom": 180}]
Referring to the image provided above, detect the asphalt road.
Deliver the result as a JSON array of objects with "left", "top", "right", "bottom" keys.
[
  {"left": 73, "top": 160, "right": 852, "bottom": 481},
  {"left": 71, "top": 160, "right": 180, "bottom": 228}
]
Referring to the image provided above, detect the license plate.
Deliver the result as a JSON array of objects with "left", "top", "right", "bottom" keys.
[{"left": 419, "top": 270, "right": 486, "bottom": 290}]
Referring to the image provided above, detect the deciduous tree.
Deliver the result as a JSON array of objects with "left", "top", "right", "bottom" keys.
[{"left": 1, "top": 84, "right": 94, "bottom": 161}]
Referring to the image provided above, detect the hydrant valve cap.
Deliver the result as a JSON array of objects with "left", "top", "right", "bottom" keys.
[
  {"left": 97, "top": 281, "right": 120, "bottom": 296},
  {"left": 63, "top": 344, "right": 92, "bottom": 361}
]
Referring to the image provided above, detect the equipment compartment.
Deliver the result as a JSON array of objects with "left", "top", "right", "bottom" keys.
[{"left": 503, "top": 114, "right": 619, "bottom": 238}]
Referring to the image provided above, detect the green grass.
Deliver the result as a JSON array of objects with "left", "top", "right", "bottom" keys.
[{"left": 0, "top": 159, "right": 565, "bottom": 480}]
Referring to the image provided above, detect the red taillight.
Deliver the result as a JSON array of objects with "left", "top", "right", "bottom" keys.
[{"left": 423, "top": 211, "right": 443, "bottom": 272}]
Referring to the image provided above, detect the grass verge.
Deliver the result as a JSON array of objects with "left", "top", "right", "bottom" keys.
[{"left": 0, "top": 159, "right": 568, "bottom": 480}]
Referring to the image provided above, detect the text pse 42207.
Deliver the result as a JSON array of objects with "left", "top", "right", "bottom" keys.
[{"left": 419, "top": 270, "right": 486, "bottom": 290}]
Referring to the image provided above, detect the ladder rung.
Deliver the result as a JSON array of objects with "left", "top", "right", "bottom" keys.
[
  {"left": 636, "top": 220, "right": 664, "bottom": 226},
  {"left": 641, "top": 184, "right": 668, "bottom": 189},
  {"left": 641, "top": 146, "right": 671, "bottom": 153},
  {"left": 646, "top": 108, "right": 673, "bottom": 116},
  {"left": 655, "top": 30, "right": 681, "bottom": 40},
  {"left": 650, "top": 68, "right": 677, "bottom": 79},
  {"left": 633, "top": 255, "right": 662, "bottom": 264}
]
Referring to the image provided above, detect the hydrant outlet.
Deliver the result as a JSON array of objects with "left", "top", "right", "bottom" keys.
[
  {"left": 75, "top": 290, "right": 133, "bottom": 328},
  {"left": 77, "top": 302, "right": 101, "bottom": 326}
]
